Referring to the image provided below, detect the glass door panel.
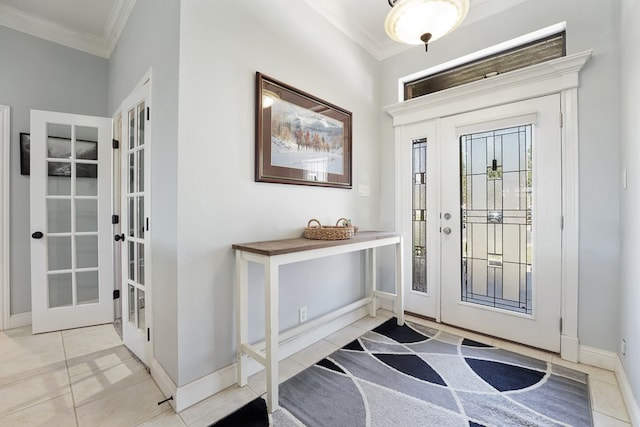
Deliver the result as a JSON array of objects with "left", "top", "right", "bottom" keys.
[
  {"left": 44, "top": 123, "right": 101, "bottom": 311},
  {"left": 460, "top": 126, "right": 532, "bottom": 314},
  {"left": 124, "top": 101, "right": 147, "bottom": 333},
  {"left": 412, "top": 138, "right": 428, "bottom": 293}
]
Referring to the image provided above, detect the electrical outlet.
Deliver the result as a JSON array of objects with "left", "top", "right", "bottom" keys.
[
  {"left": 622, "top": 339, "right": 627, "bottom": 356},
  {"left": 299, "top": 307, "right": 307, "bottom": 323}
]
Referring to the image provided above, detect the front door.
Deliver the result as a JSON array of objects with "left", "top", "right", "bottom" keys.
[
  {"left": 30, "top": 110, "right": 113, "bottom": 333},
  {"left": 440, "top": 94, "right": 562, "bottom": 352},
  {"left": 120, "top": 81, "right": 151, "bottom": 364}
]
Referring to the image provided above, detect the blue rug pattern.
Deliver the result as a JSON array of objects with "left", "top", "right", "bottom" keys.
[{"left": 274, "top": 318, "right": 593, "bottom": 426}]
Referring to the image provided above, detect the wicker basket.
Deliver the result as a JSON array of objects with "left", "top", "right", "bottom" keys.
[{"left": 304, "top": 218, "right": 355, "bottom": 240}]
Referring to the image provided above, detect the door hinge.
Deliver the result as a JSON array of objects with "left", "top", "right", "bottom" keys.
[
  {"left": 147, "top": 328, "right": 151, "bottom": 341},
  {"left": 112, "top": 214, "right": 119, "bottom": 224},
  {"left": 560, "top": 318, "right": 563, "bottom": 333},
  {"left": 112, "top": 139, "right": 119, "bottom": 149},
  {"left": 113, "top": 289, "right": 120, "bottom": 300},
  {"left": 146, "top": 217, "right": 149, "bottom": 231},
  {"left": 561, "top": 215, "right": 564, "bottom": 230},
  {"left": 560, "top": 112, "right": 564, "bottom": 128},
  {"left": 146, "top": 107, "right": 150, "bottom": 121}
]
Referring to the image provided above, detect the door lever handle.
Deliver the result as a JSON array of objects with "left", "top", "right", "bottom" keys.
[{"left": 114, "top": 233, "right": 125, "bottom": 242}]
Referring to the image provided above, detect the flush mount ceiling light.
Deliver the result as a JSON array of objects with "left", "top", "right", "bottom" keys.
[{"left": 385, "top": 0, "right": 469, "bottom": 51}]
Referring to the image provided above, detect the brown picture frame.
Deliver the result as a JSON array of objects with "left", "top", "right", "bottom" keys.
[{"left": 255, "top": 72, "right": 352, "bottom": 188}]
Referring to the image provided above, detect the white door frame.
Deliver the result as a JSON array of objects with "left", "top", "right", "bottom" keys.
[
  {"left": 0, "top": 105, "right": 10, "bottom": 330},
  {"left": 386, "top": 51, "right": 591, "bottom": 362}
]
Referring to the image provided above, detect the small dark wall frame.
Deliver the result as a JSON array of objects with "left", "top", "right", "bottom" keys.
[
  {"left": 255, "top": 72, "right": 352, "bottom": 188},
  {"left": 19, "top": 133, "right": 30, "bottom": 175}
]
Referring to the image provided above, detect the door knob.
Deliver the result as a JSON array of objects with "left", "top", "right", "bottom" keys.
[
  {"left": 31, "top": 231, "right": 44, "bottom": 239},
  {"left": 443, "top": 213, "right": 452, "bottom": 220},
  {"left": 442, "top": 227, "right": 452, "bottom": 235},
  {"left": 114, "top": 233, "right": 125, "bottom": 241}
]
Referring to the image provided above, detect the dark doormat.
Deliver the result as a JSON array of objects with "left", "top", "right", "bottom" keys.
[{"left": 211, "top": 397, "right": 268, "bottom": 427}]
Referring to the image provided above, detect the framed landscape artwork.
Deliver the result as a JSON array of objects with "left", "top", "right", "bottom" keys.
[{"left": 255, "top": 72, "right": 352, "bottom": 188}]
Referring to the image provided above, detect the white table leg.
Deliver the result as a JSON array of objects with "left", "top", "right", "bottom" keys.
[
  {"left": 369, "top": 248, "right": 377, "bottom": 317},
  {"left": 396, "top": 237, "right": 405, "bottom": 326},
  {"left": 236, "top": 250, "right": 249, "bottom": 386},
  {"left": 265, "top": 258, "right": 279, "bottom": 413}
]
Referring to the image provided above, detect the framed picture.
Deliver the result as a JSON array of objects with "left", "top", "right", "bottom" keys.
[
  {"left": 19, "top": 133, "right": 30, "bottom": 175},
  {"left": 19, "top": 132, "right": 97, "bottom": 178},
  {"left": 255, "top": 72, "right": 352, "bottom": 188}
]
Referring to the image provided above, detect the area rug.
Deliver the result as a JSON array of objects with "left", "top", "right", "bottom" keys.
[
  {"left": 274, "top": 318, "right": 593, "bottom": 426},
  {"left": 212, "top": 397, "right": 269, "bottom": 427}
]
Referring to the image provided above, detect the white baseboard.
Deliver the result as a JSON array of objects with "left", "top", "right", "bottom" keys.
[
  {"left": 615, "top": 355, "right": 640, "bottom": 427},
  {"left": 579, "top": 345, "right": 617, "bottom": 371},
  {"left": 8, "top": 311, "right": 31, "bottom": 329},
  {"left": 169, "top": 305, "right": 371, "bottom": 412},
  {"left": 150, "top": 359, "right": 178, "bottom": 412}
]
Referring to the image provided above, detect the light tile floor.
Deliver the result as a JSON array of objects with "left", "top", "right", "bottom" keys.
[{"left": 0, "top": 312, "right": 632, "bottom": 426}]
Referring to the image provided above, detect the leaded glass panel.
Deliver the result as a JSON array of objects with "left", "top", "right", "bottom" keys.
[
  {"left": 460, "top": 125, "right": 532, "bottom": 314},
  {"left": 412, "top": 138, "right": 427, "bottom": 293}
]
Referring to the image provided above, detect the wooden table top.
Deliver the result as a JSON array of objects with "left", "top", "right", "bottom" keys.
[{"left": 232, "top": 231, "right": 400, "bottom": 256}]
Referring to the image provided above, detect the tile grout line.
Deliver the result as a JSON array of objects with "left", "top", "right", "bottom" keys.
[{"left": 61, "top": 330, "right": 82, "bottom": 427}]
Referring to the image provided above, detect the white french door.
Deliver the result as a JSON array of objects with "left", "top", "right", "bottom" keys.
[
  {"left": 120, "top": 81, "right": 151, "bottom": 364},
  {"left": 30, "top": 110, "right": 113, "bottom": 333},
  {"left": 402, "top": 94, "right": 562, "bottom": 352}
]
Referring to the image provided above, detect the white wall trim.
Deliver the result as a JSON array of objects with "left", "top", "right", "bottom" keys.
[
  {"left": 150, "top": 359, "right": 178, "bottom": 412},
  {"left": 169, "top": 305, "right": 370, "bottom": 412},
  {"left": 386, "top": 51, "right": 592, "bottom": 360},
  {"left": 615, "top": 355, "right": 640, "bottom": 427},
  {"left": 104, "top": 0, "right": 137, "bottom": 56},
  {"left": 579, "top": 345, "right": 617, "bottom": 371},
  {"left": 0, "top": 105, "right": 9, "bottom": 331}
]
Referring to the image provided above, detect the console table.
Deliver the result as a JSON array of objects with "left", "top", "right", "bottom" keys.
[{"left": 232, "top": 231, "right": 404, "bottom": 413}]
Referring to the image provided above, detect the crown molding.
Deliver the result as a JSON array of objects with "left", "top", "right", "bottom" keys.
[
  {"left": 104, "top": 0, "right": 136, "bottom": 56},
  {"left": 0, "top": 0, "right": 135, "bottom": 59}
]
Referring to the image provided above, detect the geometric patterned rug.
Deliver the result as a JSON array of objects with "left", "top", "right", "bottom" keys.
[{"left": 272, "top": 318, "right": 593, "bottom": 426}]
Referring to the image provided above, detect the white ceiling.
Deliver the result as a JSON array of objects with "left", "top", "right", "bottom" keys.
[{"left": 0, "top": 0, "right": 525, "bottom": 60}]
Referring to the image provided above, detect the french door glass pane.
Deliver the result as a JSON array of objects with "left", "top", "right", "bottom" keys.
[
  {"left": 137, "top": 149, "right": 144, "bottom": 192},
  {"left": 138, "top": 197, "right": 144, "bottom": 239},
  {"left": 76, "top": 199, "right": 98, "bottom": 232},
  {"left": 47, "top": 167, "right": 71, "bottom": 195},
  {"left": 47, "top": 199, "right": 71, "bottom": 233},
  {"left": 48, "top": 236, "right": 72, "bottom": 270},
  {"left": 128, "top": 241, "right": 135, "bottom": 280},
  {"left": 129, "top": 284, "right": 135, "bottom": 325},
  {"left": 460, "top": 125, "right": 533, "bottom": 314},
  {"left": 75, "top": 126, "right": 98, "bottom": 160},
  {"left": 138, "top": 289, "right": 145, "bottom": 330},
  {"left": 138, "top": 243, "right": 144, "bottom": 286},
  {"left": 128, "top": 197, "right": 135, "bottom": 237},
  {"left": 77, "top": 271, "right": 99, "bottom": 304},
  {"left": 47, "top": 123, "right": 72, "bottom": 158},
  {"left": 129, "top": 110, "right": 135, "bottom": 149},
  {"left": 138, "top": 102, "right": 145, "bottom": 147},
  {"left": 76, "top": 236, "right": 98, "bottom": 268},
  {"left": 48, "top": 273, "right": 73, "bottom": 308}
]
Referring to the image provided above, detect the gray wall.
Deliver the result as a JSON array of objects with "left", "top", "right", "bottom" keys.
[
  {"left": 618, "top": 0, "right": 640, "bottom": 412},
  {"left": 176, "top": 0, "right": 381, "bottom": 386},
  {"left": 0, "top": 26, "right": 108, "bottom": 315},
  {"left": 379, "top": 0, "right": 621, "bottom": 352},
  {"left": 108, "top": 0, "right": 181, "bottom": 383}
]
